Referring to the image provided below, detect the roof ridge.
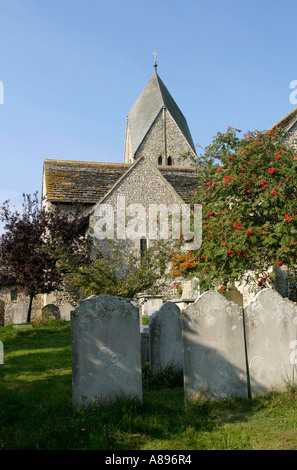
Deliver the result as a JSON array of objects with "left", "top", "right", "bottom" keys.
[{"left": 44, "top": 159, "right": 131, "bottom": 167}]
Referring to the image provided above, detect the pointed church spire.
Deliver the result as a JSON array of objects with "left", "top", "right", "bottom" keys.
[{"left": 124, "top": 60, "right": 197, "bottom": 165}]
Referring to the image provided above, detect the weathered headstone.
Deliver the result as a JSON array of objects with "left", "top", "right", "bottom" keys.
[
  {"left": 71, "top": 295, "right": 142, "bottom": 406},
  {"left": 182, "top": 291, "right": 248, "bottom": 401},
  {"left": 59, "top": 302, "right": 75, "bottom": 321},
  {"left": 245, "top": 289, "right": 297, "bottom": 395},
  {"left": 149, "top": 301, "right": 183, "bottom": 373},
  {"left": 181, "top": 280, "right": 192, "bottom": 299},
  {"left": 12, "top": 302, "right": 27, "bottom": 324},
  {"left": 275, "top": 265, "right": 290, "bottom": 299},
  {"left": 41, "top": 304, "right": 60, "bottom": 321}
]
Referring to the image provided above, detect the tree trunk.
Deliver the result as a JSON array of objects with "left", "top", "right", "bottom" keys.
[{"left": 26, "top": 293, "right": 34, "bottom": 323}]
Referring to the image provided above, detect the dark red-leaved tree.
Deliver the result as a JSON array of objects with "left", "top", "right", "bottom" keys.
[{"left": 0, "top": 192, "right": 88, "bottom": 322}]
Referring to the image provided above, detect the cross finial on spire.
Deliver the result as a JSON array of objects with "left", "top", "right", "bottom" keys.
[{"left": 152, "top": 50, "right": 158, "bottom": 72}]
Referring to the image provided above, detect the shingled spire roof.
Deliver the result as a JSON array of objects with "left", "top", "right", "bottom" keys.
[{"left": 126, "top": 67, "right": 196, "bottom": 157}]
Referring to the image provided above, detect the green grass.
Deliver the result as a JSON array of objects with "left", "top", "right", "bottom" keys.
[{"left": 1, "top": 321, "right": 297, "bottom": 450}]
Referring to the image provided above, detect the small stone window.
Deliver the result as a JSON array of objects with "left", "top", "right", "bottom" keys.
[
  {"left": 10, "top": 289, "right": 17, "bottom": 301},
  {"left": 167, "top": 156, "right": 172, "bottom": 166},
  {"left": 158, "top": 156, "right": 162, "bottom": 165},
  {"left": 140, "top": 236, "right": 147, "bottom": 253}
]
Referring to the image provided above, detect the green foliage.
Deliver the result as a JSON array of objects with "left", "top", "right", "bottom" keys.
[
  {"left": 141, "top": 315, "right": 149, "bottom": 325},
  {"left": 58, "top": 239, "right": 176, "bottom": 299},
  {"left": 171, "top": 127, "right": 297, "bottom": 293}
]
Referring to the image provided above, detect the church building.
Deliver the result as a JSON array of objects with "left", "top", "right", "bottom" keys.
[
  {"left": 1, "top": 60, "right": 297, "bottom": 324},
  {"left": 42, "top": 61, "right": 198, "bottom": 215},
  {"left": 40, "top": 60, "right": 199, "bottom": 314}
]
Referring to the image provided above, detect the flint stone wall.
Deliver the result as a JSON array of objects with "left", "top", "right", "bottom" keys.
[
  {"left": 71, "top": 295, "right": 142, "bottom": 406},
  {"left": 134, "top": 110, "right": 195, "bottom": 166},
  {"left": 182, "top": 291, "right": 248, "bottom": 401},
  {"left": 245, "top": 288, "right": 297, "bottom": 395}
]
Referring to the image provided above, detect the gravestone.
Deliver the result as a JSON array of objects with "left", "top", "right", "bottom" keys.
[
  {"left": 181, "top": 281, "right": 192, "bottom": 299},
  {"left": 12, "top": 302, "right": 27, "bottom": 324},
  {"left": 245, "top": 289, "right": 297, "bottom": 395},
  {"left": 140, "top": 325, "right": 150, "bottom": 363},
  {"left": 275, "top": 265, "right": 290, "bottom": 299},
  {"left": 182, "top": 291, "right": 248, "bottom": 401},
  {"left": 41, "top": 304, "right": 60, "bottom": 321},
  {"left": 71, "top": 295, "right": 142, "bottom": 406},
  {"left": 59, "top": 302, "right": 75, "bottom": 321},
  {"left": 149, "top": 302, "right": 183, "bottom": 373},
  {"left": 0, "top": 299, "right": 4, "bottom": 327}
]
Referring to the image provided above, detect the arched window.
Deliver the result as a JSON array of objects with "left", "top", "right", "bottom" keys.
[
  {"left": 10, "top": 289, "right": 17, "bottom": 301},
  {"left": 167, "top": 156, "right": 172, "bottom": 166},
  {"left": 140, "top": 236, "right": 147, "bottom": 253},
  {"left": 158, "top": 156, "right": 162, "bottom": 165}
]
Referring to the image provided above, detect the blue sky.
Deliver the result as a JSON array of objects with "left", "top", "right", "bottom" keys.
[{"left": 1, "top": 0, "right": 297, "bottom": 212}]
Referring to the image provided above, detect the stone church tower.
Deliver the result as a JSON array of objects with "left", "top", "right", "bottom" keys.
[{"left": 123, "top": 61, "right": 196, "bottom": 167}]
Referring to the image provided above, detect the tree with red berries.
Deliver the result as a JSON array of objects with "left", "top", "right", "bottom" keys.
[
  {"left": 171, "top": 127, "right": 297, "bottom": 295},
  {"left": 0, "top": 193, "right": 87, "bottom": 322}
]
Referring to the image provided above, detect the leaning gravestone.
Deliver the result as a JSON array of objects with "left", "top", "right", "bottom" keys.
[
  {"left": 149, "top": 301, "right": 183, "bottom": 373},
  {"left": 71, "top": 295, "right": 142, "bottom": 406},
  {"left": 182, "top": 291, "right": 248, "bottom": 401},
  {"left": 245, "top": 289, "right": 297, "bottom": 396}
]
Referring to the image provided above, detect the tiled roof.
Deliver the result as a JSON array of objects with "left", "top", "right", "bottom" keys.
[
  {"left": 270, "top": 106, "right": 297, "bottom": 132},
  {"left": 160, "top": 166, "right": 198, "bottom": 203},
  {"left": 43, "top": 158, "right": 198, "bottom": 205},
  {"left": 43, "top": 159, "right": 130, "bottom": 203}
]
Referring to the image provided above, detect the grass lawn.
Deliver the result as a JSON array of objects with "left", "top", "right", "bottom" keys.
[{"left": 1, "top": 320, "right": 297, "bottom": 450}]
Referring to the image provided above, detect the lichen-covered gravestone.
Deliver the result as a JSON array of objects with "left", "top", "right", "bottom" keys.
[
  {"left": 149, "top": 301, "right": 183, "bottom": 373},
  {"left": 245, "top": 289, "right": 297, "bottom": 395},
  {"left": 71, "top": 295, "right": 142, "bottom": 406},
  {"left": 41, "top": 304, "right": 60, "bottom": 321},
  {"left": 182, "top": 291, "right": 248, "bottom": 401}
]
